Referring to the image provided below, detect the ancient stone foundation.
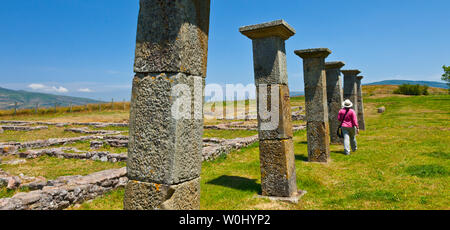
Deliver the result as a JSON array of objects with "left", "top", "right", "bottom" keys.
[
  {"left": 0, "top": 168, "right": 127, "bottom": 210},
  {"left": 124, "top": 0, "right": 211, "bottom": 210},
  {"left": 240, "top": 20, "right": 298, "bottom": 197},
  {"left": 325, "top": 61, "right": 345, "bottom": 144},
  {"left": 295, "top": 48, "right": 332, "bottom": 163}
]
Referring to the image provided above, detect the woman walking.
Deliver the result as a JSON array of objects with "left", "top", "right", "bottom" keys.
[{"left": 338, "top": 99, "right": 359, "bottom": 155}]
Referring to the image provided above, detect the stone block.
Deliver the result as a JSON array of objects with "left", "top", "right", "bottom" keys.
[
  {"left": 133, "top": 0, "right": 211, "bottom": 77},
  {"left": 123, "top": 178, "right": 200, "bottom": 210},
  {"left": 259, "top": 139, "right": 297, "bottom": 197},
  {"left": 127, "top": 73, "right": 204, "bottom": 185},
  {"left": 326, "top": 63, "right": 344, "bottom": 144},
  {"left": 304, "top": 85, "right": 329, "bottom": 122},
  {"left": 306, "top": 121, "right": 330, "bottom": 162},
  {"left": 251, "top": 37, "right": 288, "bottom": 85},
  {"left": 256, "top": 84, "right": 293, "bottom": 140}
]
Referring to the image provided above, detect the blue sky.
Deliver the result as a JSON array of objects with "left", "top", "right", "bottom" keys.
[{"left": 0, "top": 0, "right": 449, "bottom": 101}]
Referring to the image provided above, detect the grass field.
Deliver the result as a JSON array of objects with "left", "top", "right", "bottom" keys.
[
  {"left": 66, "top": 94, "right": 449, "bottom": 210},
  {"left": 1, "top": 91, "right": 448, "bottom": 209}
]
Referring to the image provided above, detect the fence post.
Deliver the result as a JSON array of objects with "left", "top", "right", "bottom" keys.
[
  {"left": 70, "top": 102, "right": 73, "bottom": 113},
  {"left": 111, "top": 98, "right": 114, "bottom": 110},
  {"left": 14, "top": 102, "right": 17, "bottom": 116},
  {"left": 54, "top": 103, "right": 57, "bottom": 113},
  {"left": 35, "top": 102, "right": 39, "bottom": 114},
  {"left": 123, "top": 99, "right": 126, "bottom": 111}
]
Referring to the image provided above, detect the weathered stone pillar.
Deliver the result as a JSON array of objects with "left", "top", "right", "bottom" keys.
[
  {"left": 294, "top": 48, "right": 332, "bottom": 162},
  {"left": 341, "top": 70, "right": 361, "bottom": 113},
  {"left": 240, "top": 20, "right": 298, "bottom": 197},
  {"left": 124, "top": 0, "right": 211, "bottom": 210},
  {"left": 325, "top": 61, "right": 345, "bottom": 144},
  {"left": 356, "top": 76, "right": 366, "bottom": 130}
]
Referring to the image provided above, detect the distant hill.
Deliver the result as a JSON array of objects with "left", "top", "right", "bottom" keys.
[
  {"left": 366, "top": 80, "right": 448, "bottom": 89},
  {"left": 0, "top": 87, "right": 102, "bottom": 110}
]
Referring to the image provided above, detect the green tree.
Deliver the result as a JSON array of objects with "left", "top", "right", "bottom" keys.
[{"left": 443, "top": 65, "right": 450, "bottom": 94}]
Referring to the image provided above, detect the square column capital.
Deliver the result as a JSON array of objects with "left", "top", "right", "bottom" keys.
[
  {"left": 294, "top": 48, "right": 332, "bottom": 59},
  {"left": 240, "top": 20, "right": 296, "bottom": 40},
  {"left": 341, "top": 70, "right": 361, "bottom": 76},
  {"left": 325, "top": 61, "right": 346, "bottom": 70}
]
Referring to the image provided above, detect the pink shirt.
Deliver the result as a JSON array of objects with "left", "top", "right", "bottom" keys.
[{"left": 338, "top": 108, "right": 359, "bottom": 128}]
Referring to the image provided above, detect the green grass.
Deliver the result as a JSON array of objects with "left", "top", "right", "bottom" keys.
[
  {"left": 0, "top": 187, "right": 30, "bottom": 199},
  {"left": 4, "top": 94, "right": 450, "bottom": 210},
  {"left": 0, "top": 156, "right": 125, "bottom": 181},
  {"left": 67, "top": 188, "right": 125, "bottom": 210},
  {"left": 203, "top": 129, "right": 257, "bottom": 139},
  {"left": 0, "top": 127, "right": 89, "bottom": 143}
]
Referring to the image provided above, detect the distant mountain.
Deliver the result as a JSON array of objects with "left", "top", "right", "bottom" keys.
[
  {"left": 0, "top": 87, "right": 102, "bottom": 110},
  {"left": 366, "top": 80, "right": 448, "bottom": 89}
]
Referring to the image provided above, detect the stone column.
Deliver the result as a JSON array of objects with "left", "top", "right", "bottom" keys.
[
  {"left": 341, "top": 70, "right": 361, "bottom": 113},
  {"left": 124, "top": 0, "right": 211, "bottom": 210},
  {"left": 294, "top": 48, "right": 332, "bottom": 162},
  {"left": 325, "top": 61, "right": 345, "bottom": 144},
  {"left": 356, "top": 76, "right": 366, "bottom": 130},
  {"left": 240, "top": 20, "right": 298, "bottom": 197}
]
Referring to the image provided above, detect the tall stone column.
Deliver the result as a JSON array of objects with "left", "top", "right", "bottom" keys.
[
  {"left": 325, "top": 61, "right": 345, "bottom": 144},
  {"left": 356, "top": 76, "right": 366, "bottom": 130},
  {"left": 124, "top": 0, "right": 211, "bottom": 210},
  {"left": 341, "top": 70, "right": 361, "bottom": 113},
  {"left": 294, "top": 48, "right": 332, "bottom": 163},
  {"left": 240, "top": 20, "right": 298, "bottom": 198}
]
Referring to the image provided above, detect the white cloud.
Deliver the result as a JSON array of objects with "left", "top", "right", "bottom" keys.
[
  {"left": 51, "top": 86, "right": 69, "bottom": 93},
  {"left": 28, "top": 83, "right": 69, "bottom": 93},
  {"left": 28, "top": 83, "right": 46, "bottom": 90},
  {"left": 78, "top": 88, "right": 93, "bottom": 92}
]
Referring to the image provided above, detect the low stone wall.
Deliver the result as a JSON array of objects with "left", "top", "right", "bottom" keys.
[
  {"left": 0, "top": 167, "right": 127, "bottom": 210},
  {"left": 19, "top": 148, "right": 127, "bottom": 163},
  {"left": 0, "top": 135, "right": 107, "bottom": 153},
  {"left": 0, "top": 121, "right": 128, "bottom": 128},
  {"left": 64, "top": 127, "right": 121, "bottom": 135},
  {"left": 1, "top": 126, "right": 48, "bottom": 131},
  {"left": 202, "top": 135, "right": 259, "bottom": 161}
]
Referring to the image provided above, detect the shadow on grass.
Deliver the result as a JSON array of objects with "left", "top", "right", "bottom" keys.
[
  {"left": 207, "top": 175, "right": 261, "bottom": 193},
  {"left": 331, "top": 150, "right": 347, "bottom": 156},
  {"left": 423, "top": 151, "right": 450, "bottom": 160},
  {"left": 405, "top": 164, "right": 449, "bottom": 178},
  {"left": 295, "top": 154, "right": 308, "bottom": 162}
]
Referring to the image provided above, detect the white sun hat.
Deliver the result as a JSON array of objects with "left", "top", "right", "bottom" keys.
[{"left": 342, "top": 99, "right": 353, "bottom": 108}]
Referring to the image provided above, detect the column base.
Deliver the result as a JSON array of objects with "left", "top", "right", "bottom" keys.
[
  {"left": 255, "top": 190, "right": 307, "bottom": 204},
  {"left": 123, "top": 178, "right": 200, "bottom": 210},
  {"left": 259, "top": 139, "right": 298, "bottom": 197}
]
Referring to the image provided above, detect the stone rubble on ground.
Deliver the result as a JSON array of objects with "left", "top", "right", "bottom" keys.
[
  {"left": 64, "top": 127, "right": 121, "bottom": 135},
  {"left": 0, "top": 126, "right": 48, "bottom": 131},
  {"left": 0, "top": 135, "right": 109, "bottom": 153},
  {"left": 0, "top": 167, "right": 127, "bottom": 210}
]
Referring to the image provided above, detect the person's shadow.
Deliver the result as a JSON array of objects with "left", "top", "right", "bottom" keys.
[{"left": 207, "top": 175, "right": 261, "bottom": 193}]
